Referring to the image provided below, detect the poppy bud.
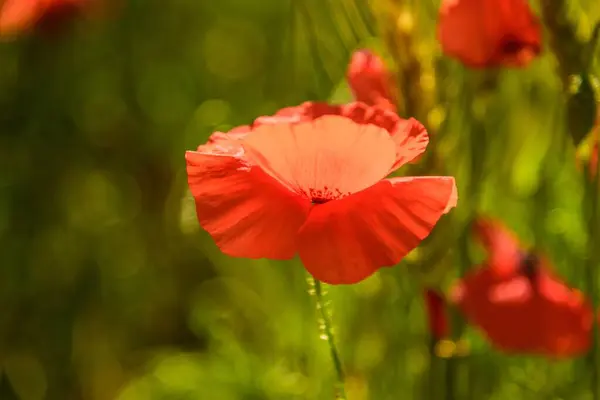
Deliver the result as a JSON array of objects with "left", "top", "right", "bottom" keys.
[{"left": 346, "top": 49, "right": 397, "bottom": 112}]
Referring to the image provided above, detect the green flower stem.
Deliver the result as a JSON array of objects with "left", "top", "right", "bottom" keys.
[
  {"left": 445, "top": 71, "right": 492, "bottom": 400},
  {"left": 308, "top": 277, "right": 347, "bottom": 399},
  {"left": 586, "top": 154, "right": 600, "bottom": 400},
  {"left": 426, "top": 335, "right": 437, "bottom": 399}
]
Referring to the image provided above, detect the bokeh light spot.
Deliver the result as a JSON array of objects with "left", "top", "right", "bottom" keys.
[
  {"left": 195, "top": 99, "right": 231, "bottom": 127},
  {"left": 203, "top": 18, "right": 266, "bottom": 81},
  {"left": 153, "top": 354, "right": 203, "bottom": 391}
]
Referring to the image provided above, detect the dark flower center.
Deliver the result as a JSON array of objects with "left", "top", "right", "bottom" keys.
[
  {"left": 309, "top": 187, "right": 346, "bottom": 205},
  {"left": 500, "top": 36, "right": 525, "bottom": 55},
  {"left": 518, "top": 251, "right": 539, "bottom": 280},
  {"left": 311, "top": 198, "right": 329, "bottom": 205}
]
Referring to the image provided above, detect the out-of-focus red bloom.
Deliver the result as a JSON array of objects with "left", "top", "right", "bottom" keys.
[
  {"left": 0, "top": 0, "right": 106, "bottom": 37},
  {"left": 437, "top": 0, "right": 542, "bottom": 68},
  {"left": 424, "top": 289, "right": 449, "bottom": 339},
  {"left": 450, "top": 217, "right": 593, "bottom": 357},
  {"left": 186, "top": 102, "right": 457, "bottom": 285},
  {"left": 346, "top": 50, "right": 397, "bottom": 112}
]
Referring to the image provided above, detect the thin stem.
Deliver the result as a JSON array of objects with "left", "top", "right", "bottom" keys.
[
  {"left": 586, "top": 155, "right": 600, "bottom": 400},
  {"left": 308, "top": 277, "right": 347, "bottom": 400},
  {"left": 426, "top": 335, "right": 437, "bottom": 399},
  {"left": 595, "top": 168, "right": 600, "bottom": 400},
  {"left": 445, "top": 71, "right": 490, "bottom": 400}
]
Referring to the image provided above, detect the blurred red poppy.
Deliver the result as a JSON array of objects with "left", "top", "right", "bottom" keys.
[
  {"left": 346, "top": 49, "right": 397, "bottom": 112},
  {"left": 437, "top": 0, "right": 542, "bottom": 68},
  {"left": 186, "top": 102, "right": 457, "bottom": 284},
  {"left": 450, "top": 217, "right": 592, "bottom": 357},
  {"left": 424, "top": 289, "right": 449, "bottom": 339},
  {"left": 0, "top": 0, "right": 108, "bottom": 37}
]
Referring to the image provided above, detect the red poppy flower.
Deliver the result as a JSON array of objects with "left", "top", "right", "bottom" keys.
[
  {"left": 346, "top": 49, "right": 397, "bottom": 112},
  {"left": 186, "top": 102, "right": 457, "bottom": 284},
  {"left": 424, "top": 289, "right": 449, "bottom": 339},
  {"left": 437, "top": 0, "right": 542, "bottom": 68},
  {"left": 450, "top": 217, "right": 592, "bottom": 357}
]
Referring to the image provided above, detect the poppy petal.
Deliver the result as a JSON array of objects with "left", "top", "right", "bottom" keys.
[
  {"left": 242, "top": 115, "right": 397, "bottom": 200},
  {"left": 388, "top": 118, "right": 430, "bottom": 170},
  {"left": 542, "top": 300, "right": 593, "bottom": 355},
  {"left": 452, "top": 259, "right": 592, "bottom": 357},
  {"left": 0, "top": 0, "right": 41, "bottom": 34},
  {"left": 538, "top": 268, "right": 593, "bottom": 357},
  {"left": 438, "top": 0, "right": 541, "bottom": 68},
  {"left": 185, "top": 143, "right": 311, "bottom": 259},
  {"left": 488, "top": 276, "right": 532, "bottom": 303},
  {"left": 538, "top": 272, "right": 592, "bottom": 356},
  {"left": 207, "top": 125, "right": 251, "bottom": 144},
  {"left": 296, "top": 176, "right": 457, "bottom": 284},
  {"left": 253, "top": 104, "right": 314, "bottom": 126},
  {"left": 472, "top": 217, "right": 521, "bottom": 275},
  {"left": 338, "top": 104, "right": 429, "bottom": 169},
  {"left": 451, "top": 266, "right": 542, "bottom": 353},
  {"left": 252, "top": 102, "right": 429, "bottom": 169}
]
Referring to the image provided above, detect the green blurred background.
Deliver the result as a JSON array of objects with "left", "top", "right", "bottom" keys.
[{"left": 0, "top": 0, "right": 600, "bottom": 399}]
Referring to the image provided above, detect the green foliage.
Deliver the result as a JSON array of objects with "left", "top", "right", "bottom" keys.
[
  {"left": 0, "top": 0, "right": 600, "bottom": 399},
  {"left": 567, "top": 74, "right": 597, "bottom": 147}
]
